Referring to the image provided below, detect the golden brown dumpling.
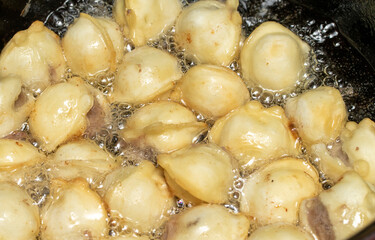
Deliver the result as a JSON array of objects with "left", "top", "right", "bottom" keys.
[
  {"left": 120, "top": 101, "right": 207, "bottom": 153},
  {"left": 0, "top": 21, "right": 66, "bottom": 93},
  {"left": 0, "top": 182, "right": 40, "bottom": 240},
  {"left": 240, "top": 158, "right": 321, "bottom": 225},
  {"left": 28, "top": 78, "right": 94, "bottom": 152},
  {"left": 175, "top": 0, "right": 242, "bottom": 66},
  {"left": 62, "top": 13, "right": 124, "bottom": 79},
  {"left": 240, "top": 21, "right": 310, "bottom": 91},
  {"left": 341, "top": 118, "right": 375, "bottom": 185},
  {"left": 113, "top": 0, "right": 182, "bottom": 46},
  {"left": 110, "top": 46, "right": 183, "bottom": 104},
  {"left": 180, "top": 64, "right": 250, "bottom": 119},
  {"left": 163, "top": 204, "right": 250, "bottom": 240},
  {"left": 103, "top": 161, "right": 175, "bottom": 233},
  {"left": 248, "top": 223, "right": 314, "bottom": 240},
  {"left": 40, "top": 178, "right": 108, "bottom": 240},
  {"left": 0, "top": 76, "right": 34, "bottom": 138},
  {"left": 158, "top": 143, "right": 234, "bottom": 204},
  {"left": 209, "top": 101, "right": 300, "bottom": 170},
  {"left": 285, "top": 86, "right": 347, "bottom": 146}
]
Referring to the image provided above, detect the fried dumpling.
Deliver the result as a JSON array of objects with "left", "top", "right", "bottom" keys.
[
  {"left": 163, "top": 204, "right": 249, "bottom": 240},
  {"left": 299, "top": 171, "right": 375, "bottom": 240},
  {"left": 120, "top": 101, "right": 207, "bottom": 153},
  {"left": 175, "top": 0, "right": 242, "bottom": 66},
  {"left": 103, "top": 161, "right": 175, "bottom": 233},
  {"left": 179, "top": 64, "right": 250, "bottom": 119},
  {"left": 62, "top": 13, "right": 124, "bottom": 79},
  {"left": 341, "top": 118, "right": 375, "bottom": 185},
  {"left": 110, "top": 46, "right": 182, "bottom": 104},
  {"left": 0, "top": 182, "right": 40, "bottom": 240},
  {"left": 285, "top": 86, "right": 347, "bottom": 146},
  {"left": 40, "top": 178, "right": 108, "bottom": 240},
  {"left": 209, "top": 100, "right": 300, "bottom": 170},
  {"left": 240, "top": 21, "right": 310, "bottom": 91},
  {"left": 113, "top": 0, "right": 182, "bottom": 46},
  {"left": 240, "top": 158, "right": 321, "bottom": 225},
  {"left": 29, "top": 77, "right": 94, "bottom": 152},
  {"left": 158, "top": 143, "right": 235, "bottom": 204},
  {"left": 0, "top": 76, "right": 34, "bottom": 138},
  {"left": 248, "top": 223, "right": 314, "bottom": 240},
  {"left": 0, "top": 21, "right": 66, "bottom": 93}
]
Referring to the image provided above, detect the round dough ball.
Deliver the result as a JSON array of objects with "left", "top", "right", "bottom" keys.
[
  {"left": 111, "top": 46, "right": 183, "bottom": 104},
  {"left": 240, "top": 21, "right": 310, "bottom": 91},
  {"left": 113, "top": 0, "right": 182, "bottom": 46},
  {"left": 0, "top": 76, "right": 34, "bottom": 138},
  {"left": 62, "top": 13, "right": 124, "bottom": 79},
  {"left": 103, "top": 161, "right": 175, "bottom": 233},
  {"left": 240, "top": 157, "right": 321, "bottom": 225},
  {"left": 40, "top": 178, "right": 108, "bottom": 240},
  {"left": 120, "top": 101, "right": 207, "bottom": 153},
  {"left": 0, "top": 182, "right": 40, "bottom": 240},
  {"left": 285, "top": 86, "right": 347, "bottom": 146},
  {"left": 49, "top": 140, "right": 119, "bottom": 185},
  {"left": 29, "top": 77, "right": 94, "bottom": 152},
  {"left": 0, "top": 21, "right": 66, "bottom": 92},
  {"left": 341, "top": 118, "right": 375, "bottom": 185},
  {"left": 163, "top": 204, "right": 250, "bottom": 240},
  {"left": 158, "top": 143, "right": 235, "bottom": 204},
  {"left": 209, "top": 100, "right": 300, "bottom": 170},
  {"left": 175, "top": 0, "right": 242, "bottom": 66},
  {"left": 248, "top": 223, "right": 314, "bottom": 240},
  {"left": 0, "top": 139, "right": 45, "bottom": 170},
  {"left": 180, "top": 64, "right": 250, "bottom": 119}
]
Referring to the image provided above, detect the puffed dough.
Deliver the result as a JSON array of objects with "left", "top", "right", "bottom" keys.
[
  {"left": 0, "top": 139, "right": 45, "bottom": 170},
  {"left": 62, "top": 13, "right": 124, "bottom": 78},
  {"left": 240, "top": 21, "right": 310, "bottom": 91},
  {"left": 40, "top": 178, "right": 108, "bottom": 240},
  {"left": 175, "top": 0, "right": 242, "bottom": 66},
  {"left": 158, "top": 143, "right": 234, "bottom": 204},
  {"left": 299, "top": 171, "right": 375, "bottom": 240},
  {"left": 0, "top": 77, "right": 34, "bottom": 138},
  {"left": 285, "top": 86, "right": 347, "bottom": 146},
  {"left": 29, "top": 77, "right": 94, "bottom": 152},
  {"left": 0, "top": 182, "right": 40, "bottom": 240},
  {"left": 103, "top": 161, "right": 175, "bottom": 233},
  {"left": 111, "top": 46, "right": 183, "bottom": 104},
  {"left": 0, "top": 21, "right": 66, "bottom": 92},
  {"left": 102, "top": 235, "right": 150, "bottom": 240},
  {"left": 248, "top": 223, "right": 314, "bottom": 240},
  {"left": 49, "top": 140, "right": 118, "bottom": 185},
  {"left": 341, "top": 118, "right": 375, "bottom": 185},
  {"left": 113, "top": 0, "right": 182, "bottom": 46},
  {"left": 180, "top": 65, "right": 250, "bottom": 118},
  {"left": 209, "top": 100, "right": 300, "bottom": 170},
  {"left": 240, "top": 157, "right": 321, "bottom": 225},
  {"left": 120, "top": 101, "right": 207, "bottom": 153},
  {"left": 163, "top": 204, "right": 250, "bottom": 240}
]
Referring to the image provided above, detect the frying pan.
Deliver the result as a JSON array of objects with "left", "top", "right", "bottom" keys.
[{"left": 0, "top": 0, "right": 374, "bottom": 239}]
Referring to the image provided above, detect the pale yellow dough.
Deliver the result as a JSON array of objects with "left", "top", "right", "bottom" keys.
[{"left": 248, "top": 223, "right": 314, "bottom": 240}]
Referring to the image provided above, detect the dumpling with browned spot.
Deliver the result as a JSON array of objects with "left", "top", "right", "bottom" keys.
[
  {"left": 175, "top": 0, "right": 242, "bottom": 66},
  {"left": 120, "top": 101, "right": 207, "bottom": 153},
  {"left": 0, "top": 76, "right": 34, "bottom": 138},
  {"left": 113, "top": 0, "right": 182, "bottom": 46},
  {"left": 110, "top": 46, "right": 183, "bottom": 104},
  {"left": 0, "top": 21, "right": 66, "bottom": 93},
  {"left": 103, "top": 161, "right": 175, "bottom": 233},
  {"left": 62, "top": 13, "right": 124, "bottom": 79},
  {"left": 163, "top": 204, "right": 249, "bottom": 240},
  {"left": 240, "top": 158, "right": 321, "bottom": 225},
  {"left": 40, "top": 178, "right": 108, "bottom": 240},
  {"left": 209, "top": 100, "right": 300, "bottom": 171}
]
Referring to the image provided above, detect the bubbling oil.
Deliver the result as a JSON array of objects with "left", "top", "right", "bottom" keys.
[{"left": 3, "top": 0, "right": 371, "bottom": 238}]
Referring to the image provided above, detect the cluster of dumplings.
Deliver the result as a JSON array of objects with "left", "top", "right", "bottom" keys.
[{"left": 0, "top": 0, "right": 375, "bottom": 240}]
